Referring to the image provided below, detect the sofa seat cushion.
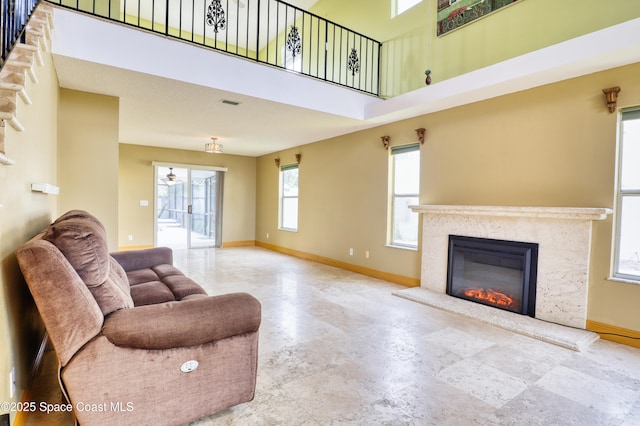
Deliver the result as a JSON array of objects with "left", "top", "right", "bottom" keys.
[
  {"left": 126, "top": 269, "right": 160, "bottom": 286},
  {"left": 127, "top": 265, "right": 207, "bottom": 306},
  {"left": 130, "top": 281, "right": 176, "bottom": 305}
]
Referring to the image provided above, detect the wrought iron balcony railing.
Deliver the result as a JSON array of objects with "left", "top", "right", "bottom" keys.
[
  {"left": 1, "top": 0, "right": 40, "bottom": 65},
  {"left": 48, "top": 0, "right": 382, "bottom": 96}
]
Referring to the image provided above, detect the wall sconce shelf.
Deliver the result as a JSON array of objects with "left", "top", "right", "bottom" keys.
[
  {"left": 381, "top": 136, "right": 390, "bottom": 149},
  {"left": 602, "top": 86, "right": 621, "bottom": 113}
]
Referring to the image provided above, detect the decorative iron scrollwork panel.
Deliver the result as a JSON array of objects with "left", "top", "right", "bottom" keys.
[
  {"left": 347, "top": 48, "right": 360, "bottom": 76},
  {"left": 286, "top": 26, "right": 301, "bottom": 58},
  {"left": 206, "top": 0, "right": 226, "bottom": 33}
]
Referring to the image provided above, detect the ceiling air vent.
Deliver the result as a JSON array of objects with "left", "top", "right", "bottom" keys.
[{"left": 221, "top": 99, "right": 241, "bottom": 106}]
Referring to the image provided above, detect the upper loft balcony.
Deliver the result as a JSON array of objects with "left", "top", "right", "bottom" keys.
[
  {"left": 47, "top": 0, "right": 395, "bottom": 156},
  {"left": 50, "top": 0, "right": 381, "bottom": 95}
]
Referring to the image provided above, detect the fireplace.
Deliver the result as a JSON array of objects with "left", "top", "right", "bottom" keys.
[
  {"left": 446, "top": 235, "right": 538, "bottom": 317},
  {"left": 399, "top": 205, "right": 612, "bottom": 347}
]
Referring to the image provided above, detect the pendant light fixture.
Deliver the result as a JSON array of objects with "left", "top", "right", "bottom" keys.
[{"left": 205, "top": 137, "right": 223, "bottom": 154}]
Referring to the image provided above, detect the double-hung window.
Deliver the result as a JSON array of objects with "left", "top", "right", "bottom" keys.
[
  {"left": 389, "top": 143, "right": 420, "bottom": 248},
  {"left": 279, "top": 164, "right": 299, "bottom": 231},
  {"left": 613, "top": 109, "right": 640, "bottom": 281}
]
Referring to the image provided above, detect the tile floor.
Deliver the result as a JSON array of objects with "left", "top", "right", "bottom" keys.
[{"left": 26, "top": 246, "right": 640, "bottom": 425}]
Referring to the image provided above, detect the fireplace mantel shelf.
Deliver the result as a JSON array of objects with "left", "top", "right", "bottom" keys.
[{"left": 410, "top": 205, "right": 612, "bottom": 221}]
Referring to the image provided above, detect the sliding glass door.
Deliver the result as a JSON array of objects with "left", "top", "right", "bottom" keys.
[
  {"left": 155, "top": 165, "right": 224, "bottom": 249},
  {"left": 189, "top": 169, "right": 223, "bottom": 248}
]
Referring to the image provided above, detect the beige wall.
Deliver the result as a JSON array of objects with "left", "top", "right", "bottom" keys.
[
  {"left": 257, "top": 62, "right": 640, "bottom": 332},
  {"left": 118, "top": 144, "right": 256, "bottom": 248},
  {"left": 256, "top": 132, "right": 422, "bottom": 282},
  {"left": 58, "top": 89, "right": 120, "bottom": 250},
  {"left": 0, "top": 45, "right": 58, "bottom": 414},
  {"left": 418, "top": 63, "right": 640, "bottom": 331},
  {"left": 311, "top": 0, "right": 640, "bottom": 97}
]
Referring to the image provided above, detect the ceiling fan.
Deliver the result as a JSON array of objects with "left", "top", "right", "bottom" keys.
[{"left": 166, "top": 167, "right": 177, "bottom": 182}]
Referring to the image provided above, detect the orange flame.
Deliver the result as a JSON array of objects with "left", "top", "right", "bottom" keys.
[{"left": 462, "top": 287, "right": 515, "bottom": 308}]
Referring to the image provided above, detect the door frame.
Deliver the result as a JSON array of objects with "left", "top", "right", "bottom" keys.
[{"left": 153, "top": 161, "right": 228, "bottom": 249}]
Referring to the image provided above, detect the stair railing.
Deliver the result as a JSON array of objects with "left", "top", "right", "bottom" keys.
[
  {"left": 47, "top": 0, "right": 381, "bottom": 96},
  {"left": 1, "top": 0, "right": 40, "bottom": 66}
]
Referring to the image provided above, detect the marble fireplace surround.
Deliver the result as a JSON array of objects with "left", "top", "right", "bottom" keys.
[{"left": 395, "top": 205, "right": 613, "bottom": 350}]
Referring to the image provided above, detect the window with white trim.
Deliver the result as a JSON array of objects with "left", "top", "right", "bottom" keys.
[
  {"left": 614, "top": 109, "right": 640, "bottom": 281},
  {"left": 393, "top": 0, "right": 422, "bottom": 17},
  {"left": 279, "top": 164, "right": 299, "bottom": 231},
  {"left": 389, "top": 143, "right": 420, "bottom": 248}
]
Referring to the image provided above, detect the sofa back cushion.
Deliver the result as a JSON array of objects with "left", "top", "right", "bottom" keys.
[{"left": 42, "top": 210, "right": 134, "bottom": 315}]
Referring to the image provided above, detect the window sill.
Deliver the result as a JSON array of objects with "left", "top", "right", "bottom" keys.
[
  {"left": 607, "top": 276, "right": 640, "bottom": 285},
  {"left": 386, "top": 244, "right": 418, "bottom": 252},
  {"left": 278, "top": 228, "right": 298, "bottom": 233}
]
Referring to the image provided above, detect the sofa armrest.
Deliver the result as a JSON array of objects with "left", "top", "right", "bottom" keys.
[
  {"left": 17, "top": 240, "right": 104, "bottom": 367},
  {"left": 102, "top": 293, "right": 261, "bottom": 349},
  {"left": 110, "top": 247, "right": 173, "bottom": 272}
]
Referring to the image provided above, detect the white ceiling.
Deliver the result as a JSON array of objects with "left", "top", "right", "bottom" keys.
[
  {"left": 50, "top": 7, "right": 640, "bottom": 158},
  {"left": 52, "top": 56, "right": 374, "bottom": 156}
]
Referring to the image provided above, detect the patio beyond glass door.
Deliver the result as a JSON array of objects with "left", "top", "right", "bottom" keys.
[
  {"left": 156, "top": 166, "right": 224, "bottom": 249},
  {"left": 189, "top": 169, "right": 223, "bottom": 248}
]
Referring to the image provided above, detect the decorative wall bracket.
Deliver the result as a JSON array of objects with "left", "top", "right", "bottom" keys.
[
  {"left": 416, "top": 128, "right": 425, "bottom": 144},
  {"left": 275, "top": 155, "right": 300, "bottom": 167},
  {"left": 381, "top": 135, "right": 390, "bottom": 149},
  {"left": 602, "top": 86, "right": 621, "bottom": 113}
]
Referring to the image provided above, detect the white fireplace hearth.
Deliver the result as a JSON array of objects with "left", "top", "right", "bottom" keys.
[{"left": 394, "top": 205, "right": 612, "bottom": 351}]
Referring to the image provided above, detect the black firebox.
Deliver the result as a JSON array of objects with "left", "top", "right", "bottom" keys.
[{"left": 446, "top": 235, "right": 538, "bottom": 317}]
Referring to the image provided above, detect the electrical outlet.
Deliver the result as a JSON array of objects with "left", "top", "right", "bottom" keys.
[
  {"left": 365, "top": 250, "right": 370, "bottom": 259},
  {"left": 349, "top": 248, "right": 354, "bottom": 256},
  {"left": 266, "top": 233, "right": 270, "bottom": 239},
  {"left": 128, "top": 235, "right": 133, "bottom": 241}
]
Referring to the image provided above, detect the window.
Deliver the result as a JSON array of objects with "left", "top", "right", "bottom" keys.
[
  {"left": 614, "top": 109, "right": 640, "bottom": 281},
  {"left": 389, "top": 143, "right": 420, "bottom": 248},
  {"left": 393, "top": 0, "right": 422, "bottom": 17},
  {"left": 279, "top": 164, "right": 299, "bottom": 231}
]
